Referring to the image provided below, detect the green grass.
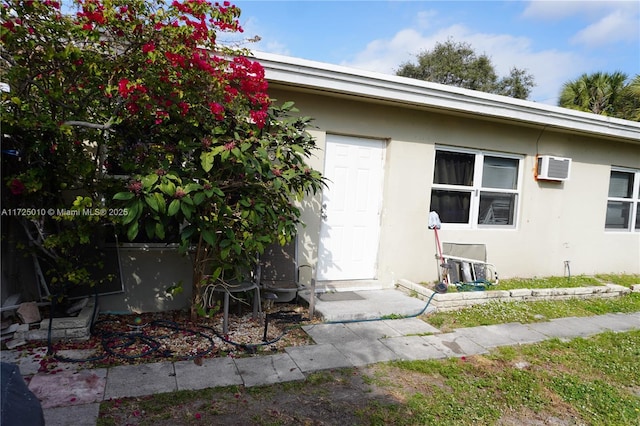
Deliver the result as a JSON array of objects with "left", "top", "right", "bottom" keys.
[
  {"left": 496, "top": 274, "right": 602, "bottom": 290},
  {"left": 425, "top": 293, "right": 640, "bottom": 331},
  {"left": 595, "top": 273, "right": 640, "bottom": 287},
  {"left": 362, "top": 331, "right": 640, "bottom": 425}
]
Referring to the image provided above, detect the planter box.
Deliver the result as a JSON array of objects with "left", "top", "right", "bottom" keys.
[{"left": 396, "top": 279, "right": 631, "bottom": 312}]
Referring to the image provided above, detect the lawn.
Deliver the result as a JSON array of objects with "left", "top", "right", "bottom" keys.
[
  {"left": 424, "top": 291, "right": 640, "bottom": 332},
  {"left": 98, "top": 330, "right": 640, "bottom": 425}
]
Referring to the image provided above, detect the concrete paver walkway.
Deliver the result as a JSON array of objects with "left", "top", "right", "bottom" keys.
[{"left": 1, "top": 291, "right": 639, "bottom": 426}]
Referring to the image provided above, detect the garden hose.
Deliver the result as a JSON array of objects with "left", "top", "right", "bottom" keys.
[
  {"left": 46, "top": 287, "right": 440, "bottom": 363},
  {"left": 322, "top": 289, "right": 438, "bottom": 325}
]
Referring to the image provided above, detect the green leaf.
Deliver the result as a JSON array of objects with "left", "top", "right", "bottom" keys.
[
  {"left": 281, "top": 101, "right": 295, "bottom": 110},
  {"left": 180, "top": 225, "right": 197, "bottom": 241},
  {"left": 168, "top": 199, "right": 181, "bottom": 216},
  {"left": 165, "top": 173, "right": 180, "bottom": 182},
  {"left": 180, "top": 202, "right": 192, "bottom": 219},
  {"left": 201, "top": 229, "right": 216, "bottom": 246},
  {"left": 159, "top": 180, "right": 176, "bottom": 196},
  {"left": 256, "top": 147, "right": 268, "bottom": 158},
  {"left": 200, "top": 151, "right": 214, "bottom": 172},
  {"left": 145, "top": 194, "right": 159, "bottom": 212},
  {"left": 220, "top": 247, "right": 231, "bottom": 260},
  {"left": 209, "top": 266, "right": 223, "bottom": 283},
  {"left": 154, "top": 193, "right": 166, "bottom": 214},
  {"left": 193, "top": 192, "right": 205, "bottom": 205},
  {"left": 145, "top": 221, "right": 156, "bottom": 239},
  {"left": 122, "top": 200, "right": 141, "bottom": 225},
  {"left": 142, "top": 174, "right": 159, "bottom": 189},
  {"left": 184, "top": 183, "right": 202, "bottom": 193},
  {"left": 113, "top": 192, "right": 134, "bottom": 201},
  {"left": 127, "top": 222, "right": 139, "bottom": 241},
  {"left": 155, "top": 222, "right": 165, "bottom": 240}
]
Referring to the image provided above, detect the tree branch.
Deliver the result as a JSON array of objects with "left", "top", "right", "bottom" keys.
[{"left": 63, "top": 118, "right": 115, "bottom": 130}]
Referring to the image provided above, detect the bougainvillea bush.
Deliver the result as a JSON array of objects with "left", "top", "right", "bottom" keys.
[{"left": 1, "top": 0, "right": 324, "bottom": 318}]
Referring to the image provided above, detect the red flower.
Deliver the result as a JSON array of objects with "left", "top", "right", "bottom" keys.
[
  {"left": 208, "top": 102, "right": 224, "bottom": 119},
  {"left": 9, "top": 179, "right": 25, "bottom": 195},
  {"left": 142, "top": 42, "right": 155, "bottom": 53},
  {"left": 250, "top": 110, "right": 267, "bottom": 128},
  {"left": 118, "top": 79, "right": 131, "bottom": 97},
  {"left": 177, "top": 101, "right": 190, "bottom": 116}
]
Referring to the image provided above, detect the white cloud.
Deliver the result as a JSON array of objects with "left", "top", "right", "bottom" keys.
[
  {"left": 522, "top": 0, "right": 636, "bottom": 20},
  {"left": 523, "top": 1, "right": 639, "bottom": 47},
  {"left": 342, "top": 24, "right": 587, "bottom": 105},
  {"left": 570, "top": 10, "right": 639, "bottom": 46}
]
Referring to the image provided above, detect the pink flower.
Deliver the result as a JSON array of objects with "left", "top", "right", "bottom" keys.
[{"left": 195, "top": 413, "right": 202, "bottom": 420}]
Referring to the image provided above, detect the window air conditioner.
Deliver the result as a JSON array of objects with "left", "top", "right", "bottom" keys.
[{"left": 535, "top": 155, "right": 571, "bottom": 181}]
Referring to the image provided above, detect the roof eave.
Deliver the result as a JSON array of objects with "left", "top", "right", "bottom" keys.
[{"left": 253, "top": 51, "right": 640, "bottom": 144}]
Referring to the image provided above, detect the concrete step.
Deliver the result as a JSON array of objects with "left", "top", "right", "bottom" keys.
[
  {"left": 298, "top": 288, "right": 434, "bottom": 322},
  {"left": 309, "top": 280, "right": 385, "bottom": 293}
]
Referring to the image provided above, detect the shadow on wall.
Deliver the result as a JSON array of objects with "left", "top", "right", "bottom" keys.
[{"left": 98, "top": 246, "right": 193, "bottom": 313}]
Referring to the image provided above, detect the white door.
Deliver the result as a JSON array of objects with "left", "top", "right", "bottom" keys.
[{"left": 317, "top": 135, "right": 385, "bottom": 281}]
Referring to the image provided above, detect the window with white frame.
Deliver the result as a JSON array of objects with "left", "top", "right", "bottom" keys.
[
  {"left": 430, "top": 147, "right": 522, "bottom": 228},
  {"left": 605, "top": 167, "right": 640, "bottom": 232}
]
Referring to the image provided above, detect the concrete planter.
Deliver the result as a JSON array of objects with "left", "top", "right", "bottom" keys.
[{"left": 397, "top": 279, "right": 633, "bottom": 312}]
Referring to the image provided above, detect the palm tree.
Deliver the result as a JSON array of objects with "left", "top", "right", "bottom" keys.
[
  {"left": 616, "top": 74, "right": 640, "bottom": 121},
  {"left": 559, "top": 71, "right": 628, "bottom": 115}
]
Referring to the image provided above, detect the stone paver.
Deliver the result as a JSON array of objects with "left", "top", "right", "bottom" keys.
[
  {"left": 104, "top": 362, "right": 177, "bottom": 399},
  {"left": 235, "top": 353, "right": 305, "bottom": 387},
  {"left": 598, "top": 312, "right": 640, "bottom": 331},
  {"left": 302, "top": 323, "right": 362, "bottom": 344},
  {"left": 28, "top": 368, "right": 107, "bottom": 409},
  {"left": 174, "top": 357, "right": 242, "bottom": 391},
  {"left": 380, "top": 335, "right": 447, "bottom": 360},
  {"left": 528, "top": 316, "right": 608, "bottom": 339},
  {"left": 343, "top": 321, "right": 403, "bottom": 340},
  {"left": 285, "top": 343, "right": 352, "bottom": 372},
  {"left": 453, "top": 324, "right": 520, "bottom": 348},
  {"left": 382, "top": 318, "right": 441, "bottom": 336},
  {"left": 335, "top": 339, "right": 399, "bottom": 366},
  {"left": 485, "top": 323, "right": 548, "bottom": 345},
  {"left": 420, "top": 334, "right": 488, "bottom": 357},
  {"left": 43, "top": 403, "right": 101, "bottom": 426}
]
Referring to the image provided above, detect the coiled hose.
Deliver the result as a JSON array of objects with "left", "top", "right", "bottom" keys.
[{"left": 47, "top": 288, "right": 439, "bottom": 363}]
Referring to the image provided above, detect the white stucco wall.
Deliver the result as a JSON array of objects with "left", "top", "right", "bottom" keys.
[{"left": 273, "top": 88, "right": 640, "bottom": 285}]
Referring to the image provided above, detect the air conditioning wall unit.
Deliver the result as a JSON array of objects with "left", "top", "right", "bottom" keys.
[{"left": 535, "top": 155, "right": 571, "bottom": 181}]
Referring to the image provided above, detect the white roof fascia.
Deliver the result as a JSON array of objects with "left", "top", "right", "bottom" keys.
[{"left": 253, "top": 51, "right": 640, "bottom": 143}]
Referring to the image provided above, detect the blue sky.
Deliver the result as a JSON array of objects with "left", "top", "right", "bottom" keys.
[{"left": 228, "top": 0, "right": 640, "bottom": 105}]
